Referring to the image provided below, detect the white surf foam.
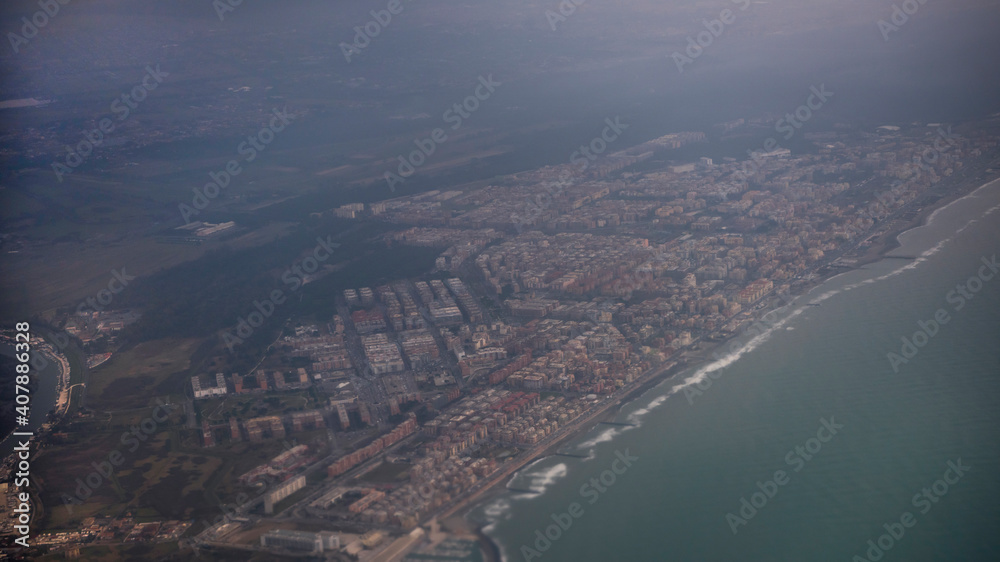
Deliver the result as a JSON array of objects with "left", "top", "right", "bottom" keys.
[
  {"left": 626, "top": 394, "right": 668, "bottom": 425},
  {"left": 925, "top": 176, "right": 999, "bottom": 223},
  {"left": 660, "top": 306, "right": 805, "bottom": 400},
  {"left": 577, "top": 426, "right": 620, "bottom": 449},
  {"left": 483, "top": 497, "right": 513, "bottom": 521},
  {"left": 511, "top": 461, "right": 569, "bottom": 495},
  {"left": 842, "top": 238, "right": 949, "bottom": 292}
]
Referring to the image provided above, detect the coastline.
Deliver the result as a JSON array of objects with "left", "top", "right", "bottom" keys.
[
  {"left": 0, "top": 338, "right": 67, "bottom": 456},
  {"left": 450, "top": 163, "right": 1000, "bottom": 561},
  {"left": 849, "top": 168, "right": 1000, "bottom": 268}
]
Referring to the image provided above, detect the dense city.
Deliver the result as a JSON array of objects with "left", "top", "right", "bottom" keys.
[{"left": 5, "top": 114, "right": 997, "bottom": 560}]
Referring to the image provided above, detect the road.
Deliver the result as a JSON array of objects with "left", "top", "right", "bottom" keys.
[{"left": 195, "top": 149, "right": 1000, "bottom": 550}]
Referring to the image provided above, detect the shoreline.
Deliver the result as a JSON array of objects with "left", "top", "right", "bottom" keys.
[
  {"left": 0, "top": 338, "right": 67, "bottom": 456},
  {"left": 447, "top": 164, "right": 1000, "bottom": 561}
]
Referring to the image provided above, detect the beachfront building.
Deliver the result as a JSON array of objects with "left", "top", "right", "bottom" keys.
[{"left": 260, "top": 529, "right": 339, "bottom": 553}]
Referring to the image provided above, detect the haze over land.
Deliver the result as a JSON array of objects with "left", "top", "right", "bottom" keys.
[{"left": 1, "top": 0, "right": 998, "bottom": 560}]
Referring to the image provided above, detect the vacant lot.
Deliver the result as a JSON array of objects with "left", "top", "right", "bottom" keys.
[
  {"left": 87, "top": 338, "right": 203, "bottom": 410},
  {"left": 38, "top": 429, "right": 226, "bottom": 529}
]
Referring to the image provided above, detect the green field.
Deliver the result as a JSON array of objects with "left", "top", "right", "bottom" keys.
[{"left": 197, "top": 391, "right": 319, "bottom": 424}]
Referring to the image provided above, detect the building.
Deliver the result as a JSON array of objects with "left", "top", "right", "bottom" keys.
[
  {"left": 260, "top": 529, "right": 339, "bottom": 553},
  {"left": 311, "top": 487, "right": 348, "bottom": 509},
  {"left": 400, "top": 329, "right": 439, "bottom": 368},
  {"left": 344, "top": 289, "right": 360, "bottom": 307},
  {"left": 195, "top": 221, "right": 236, "bottom": 237},
  {"left": 264, "top": 475, "right": 306, "bottom": 514},
  {"left": 201, "top": 420, "right": 215, "bottom": 447},
  {"left": 348, "top": 489, "right": 385, "bottom": 513},
  {"left": 334, "top": 203, "right": 364, "bottom": 219},
  {"left": 191, "top": 373, "right": 228, "bottom": 399},
  {"left": 291, "top": 410, "right": 325, "bottom": 431},
  {"left": 245, "top": 416, "right": 286, "bottom": 443},
  {"left": 336, "top": 403, "right": 351, "bottom": 429},
  {"left": 736, "top": 279, "right": 774, "bottom": 304},
  {"left": 327, "top": 415, "right": 417, "bottom": 478},
  {"left": 361, "top": 333, "right": 405, "bottom": 374},
  {"left": 359, "top": 287, "right": 375, "bottom": 305},
  {"left": 352, "top": 309, "right": 387, "bottom": 334},
  {"left": 361, "top": 530, "right": 386, "bottom": 548}
]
